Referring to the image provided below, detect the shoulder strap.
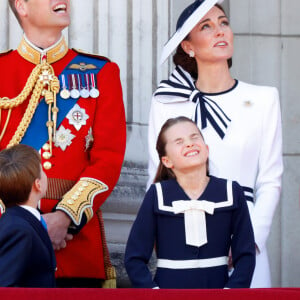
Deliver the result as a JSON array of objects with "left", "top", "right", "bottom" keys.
[{"left": 72, "top": 48, "right": 111, "bottom": 62}]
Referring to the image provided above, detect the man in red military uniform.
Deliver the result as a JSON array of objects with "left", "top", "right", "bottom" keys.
[{"left": 0, "top": 0, "right": 126, "bottom": 287}]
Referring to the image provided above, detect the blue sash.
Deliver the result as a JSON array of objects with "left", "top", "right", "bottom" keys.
[{"left": 21, "top": 54, "right": 107, "bottom": 150}]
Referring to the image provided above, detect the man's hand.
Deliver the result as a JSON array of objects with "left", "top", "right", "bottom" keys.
[{"left": 43, "top": 211, "right": 73, "bottom": 251}]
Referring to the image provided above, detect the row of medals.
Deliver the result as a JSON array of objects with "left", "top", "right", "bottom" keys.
[{"left": 59, "top": 73, "right": 100, "bottom": 100}]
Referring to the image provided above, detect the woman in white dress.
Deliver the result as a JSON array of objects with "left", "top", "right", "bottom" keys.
[{"left": 147, "top": 0, "right": 283, "bottom": 288}]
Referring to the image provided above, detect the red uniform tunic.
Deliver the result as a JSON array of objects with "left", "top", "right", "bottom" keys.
[{"left": 0, "top": 36, "right": 126, "bottom": 279}]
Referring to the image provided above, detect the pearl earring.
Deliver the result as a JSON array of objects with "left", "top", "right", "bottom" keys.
[{"left": 189, "top": 50, "right": 195, "bottom": 58}]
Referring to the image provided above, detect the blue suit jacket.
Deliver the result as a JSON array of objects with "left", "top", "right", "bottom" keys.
[{"left": 0, "top": 206, "right": 56, "bottom": 287}]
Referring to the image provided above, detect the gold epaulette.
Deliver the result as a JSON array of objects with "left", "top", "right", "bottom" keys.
[
  {"left": 0, "top": 49, "right": 13, "bottom": 57},
  {"left": 56, "top": 177, "right": 109, "bottom": 225},
  {"left": 72, "top": 48, "right": 111, "bottom": 62}
]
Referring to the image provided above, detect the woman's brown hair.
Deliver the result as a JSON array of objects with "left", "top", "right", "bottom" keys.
[
  {"left": 154, "top": 116, "right": 207, "bottom": 183},
  {"left": 173, "top": 4, "right": 232, "bottom": 79}
]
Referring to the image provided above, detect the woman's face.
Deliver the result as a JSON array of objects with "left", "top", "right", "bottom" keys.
[{"left": 182, "top": 6, "right": 233, "bottom": 65}]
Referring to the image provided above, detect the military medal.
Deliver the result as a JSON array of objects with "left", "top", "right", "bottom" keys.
[
  {"left": 67, "top": 104, "right": 89, "bottom": 131},
  {"left": 61, "top": 88, "right": 70, "bottom": 99},
  {"left": 70, "top": 74, "right": 80, "bottom": 99},
  {"left": 78, "top": 74, "right": 89, "bottom": 98},
  {"left": 81, "top": 88, "right": 89, "bottom": 98},
  {"left": 89, "top": 73, "right": 100, "bottom": 98},
  {"left": 60, "top": 74, "right": 70, "bottom": 99},
  {"left": 89, "top": 88, "right": 99, "bottom": 98}
]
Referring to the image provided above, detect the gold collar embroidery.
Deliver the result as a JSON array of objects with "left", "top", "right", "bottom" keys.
[{"left": 17, "top": 35, "right": 68, "bottom": 65}]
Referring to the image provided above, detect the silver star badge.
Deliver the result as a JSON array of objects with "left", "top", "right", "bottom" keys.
[
  {"left": 67, "top": 104, "right": 89, "bottom": 131},
  {"left": 55, "top": 125, "right": 75, "bottom": 151}
]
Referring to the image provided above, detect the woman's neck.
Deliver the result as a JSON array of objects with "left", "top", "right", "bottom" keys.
[
  {"left": 175, "top": 167, "right": 210, "bottom": 199},
  {"left": 195, "top": 61, "right": 235, "bottom": 94}
]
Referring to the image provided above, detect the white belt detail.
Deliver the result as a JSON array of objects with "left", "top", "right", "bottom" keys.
[
  {"left": 157, "top": 256, "right": 228, "bottom": 269},
  {"left": 172, "top": 200, "right": 215, "bottom": 247}
]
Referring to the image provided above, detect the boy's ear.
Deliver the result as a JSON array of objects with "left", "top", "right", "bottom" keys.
[
  {"left": 33, "top": 178, "right": 42, "bottom": 193},
  {"left": 161, "top": 156, "right": 173, "bottom": 169}
]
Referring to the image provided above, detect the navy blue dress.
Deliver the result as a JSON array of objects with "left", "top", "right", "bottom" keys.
[{"left": 125, "top": 176, "right": 255, "bottom": 289}]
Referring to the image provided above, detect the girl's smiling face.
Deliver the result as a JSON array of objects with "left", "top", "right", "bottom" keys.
[{"left": 162, "top": 121, "right": 209, "bottom": 174}]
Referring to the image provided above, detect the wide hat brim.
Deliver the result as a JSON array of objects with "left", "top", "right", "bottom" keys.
[{"left": 160, "top": 0, "right": 224, "bottom": 65}]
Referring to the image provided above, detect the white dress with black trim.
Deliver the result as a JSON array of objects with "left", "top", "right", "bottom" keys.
[
  {"left": 125, "top": 176, "right": 255, "bottom": 289},
  {"left": 147, "top": 67, "right": 283, "bottom": 287}
]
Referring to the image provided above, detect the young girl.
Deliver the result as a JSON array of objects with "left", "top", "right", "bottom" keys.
[{"left": 125, "top": 117, "right": 255, "bottom": 289}]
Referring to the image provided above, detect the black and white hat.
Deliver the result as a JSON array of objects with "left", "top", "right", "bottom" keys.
[{"left": 160, "top": 0, "right": 224, "bottom": 64}]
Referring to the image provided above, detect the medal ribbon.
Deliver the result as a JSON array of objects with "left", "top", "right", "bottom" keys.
[
  {"left": 71, "top": 74, "right": 77, "bottom": 90},
  {"left": 90, "top": 73, "right": 96, "bottom": 89},
  {"left": 85, "top": 74, "right": 90, "bottom": 92},
  {"left": 61, "top": 74, "right": 67, "bottom": 90}
]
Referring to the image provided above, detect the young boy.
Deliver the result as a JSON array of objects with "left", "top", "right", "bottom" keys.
[{"left": 0, "top": 144, "right": 56, "bottom": 287}]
